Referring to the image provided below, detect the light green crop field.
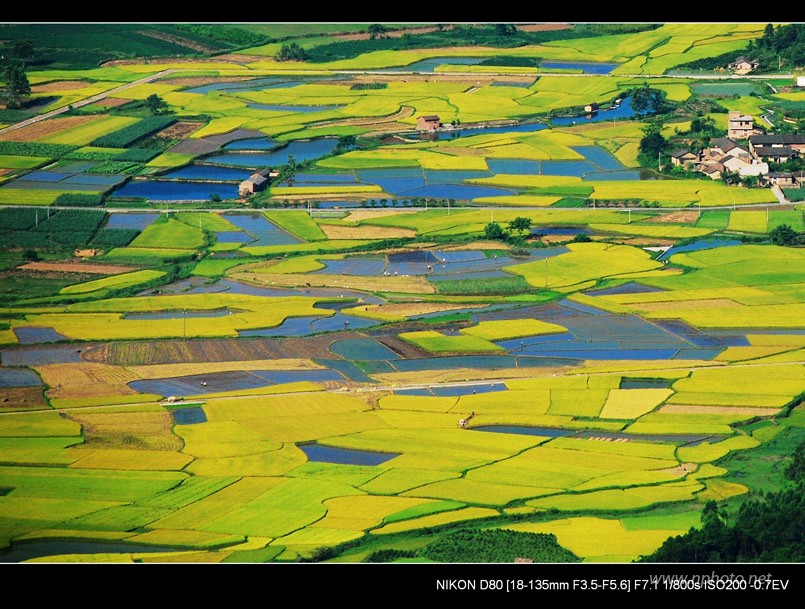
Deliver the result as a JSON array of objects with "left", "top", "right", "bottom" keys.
[
  {"left": 59, "top": 270, "right": 166, "bottom": 295},
  {"left": 460, "top": 319, "right": 566, "bottom": 341},
  {"left": 398, "top": 330, "right": 503, "bottom": 353},
  {"left": 262, "top": 210, "right": 327, "bottom": 241},
  {"left": 508, "top": 242, "right": 662, "bottom": 291},
  {"left": 129, "top": 218, "right": 206, "bottom": 249}
]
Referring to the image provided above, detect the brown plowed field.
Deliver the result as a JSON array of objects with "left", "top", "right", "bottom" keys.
[
  {"left": 0, "top": 115, "right": 97, "bottom": 142},
  {"left": 32, "top": 80, "right": 93, "bottom": 93},
  {"left": 0, "top": 387, "right": 48, "bottom": 411},
  {"left": 20, "top": 261, "right": 138, "bottom": 275}
]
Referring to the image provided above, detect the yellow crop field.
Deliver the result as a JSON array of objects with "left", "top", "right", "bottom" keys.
[
  {"left": 185, "top": 443, "right": 307, "bottom": 477},
  {"left": 39, "top": 116, "right": 139, "bottom": 146},
  {"left": 676, "top": 435, "right": 761, "bottom": 463},
  {"left": 314, "top": 495, "right": 431, "bottom": 530},
  {"left": 461, "top": 319, "right": 566, "bottom": 341},
  {"left": 372, "top": 507, "right": 498, "bottom": 535},
  {"left": 403, "top": 478, "right": 548, "bottom": 505},
  {"left": 67, "top": 448, "right": 193, "bottom": 471},
  {"left": 60, "top": 270, "right": 166, "bottom": 295},
  {"left": 359, "top": 468, "right": 461, "bottom": 495},
  {"left": 508, "top": 242, "right": 662, "bottom": 290},
  {"left": 170, "top": 421, "right": 282, "bottom": 459},
  {"left": 129, "top": 359, "right": 322, "bottom": 379},
  {"left": 374, "top": 410, "right": 465, "bottom": 430},
  {"left": 456, "top": 389, "right": 552, "bottom": 415},
  {"left": 548, "top": 388, "right": 610, "bottom": 417},
  {"left": 379, "top": 395, "right": 459, "bottom": 413},
  {"left": 548, "top": 437, "right": 678, "bottom": 460},
  {"left": 599, "top": 389, "right": 673, "bottom": 419},
  {"left": 399, "top": 330, "right": 503, "bottom": 353},
  {"left": 572, "top": 469, "right": 684, "bottom": 492},
  {"left": 246, "top": 411, "right": 388, "bottom": 443},
  {"left": 204, "top": 392, "right": 369, "bottom": 421},
  {"left": 151, "top": 477, "right": 284, "bottom": 530},
  {"left": 527, "top": 481, "right": 703, "bottom": 511},
  {"left": 21, "top": 295, "right": 328, "bottom": 341},
  {"left": 506, "top": 516, "right": 690, "bottom": 562}
]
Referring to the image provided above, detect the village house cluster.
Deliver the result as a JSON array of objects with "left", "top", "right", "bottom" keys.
[{"left": 671, "top": 111, "right": 805, "bottom": 188}]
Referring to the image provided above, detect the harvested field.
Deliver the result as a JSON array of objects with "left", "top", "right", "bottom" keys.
[
  {"left": 154, "top": 121, "right": 204, "bottom": 140},
  {"left": 91, "top": 98, "right": 130, "bottom": 108},
  {"left": 0, "top": 386, "right": 48, "bottom": 411},
  {"left": 0, "top": 116, "right": 96, "bottom": 142},
  {"left": 319, "top": 225, "right": 416, "bottom": 240},
  {"left": 646, "top": 211, "right": 700, "bottom": 224},
  {"left": 36, "top": 363, "right": 140, "bottom": 400},
  {"left": 20, "top": 262, "right": 139, "bottom": 275},
  {"left": 32, "top": 80, "right": 94, "bottom": 93},
  {"left": 66, "top": 409, "right": 182, "bottom": 451}
]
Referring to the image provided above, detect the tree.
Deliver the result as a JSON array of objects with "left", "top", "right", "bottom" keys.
[
  {"left": 278, "top": 155, "right": 298, "bottom": 185},
  {"left": 769, "top": 224, "right": 799, "bottom": 246},
  {"left": 367, "top": 24, "right": 388, "bottom": 40},
  {"left": 23, "top": 249, "right": 39, "bottom": 262},
  {"left": 336, "top": 134, "right": 357, "bottom": 151},
  {"left": 12, "top": 39, "right": 34, "bottom": 67},
  {"left": 638, "top": 122, "right": 667, "bottom": 165},
  {"left": 2, "top": 65, "right": 31, "bottom": 109},
  {"left": 630, "top": 85, "right": 665, "bottom": 116},
  {"left": 145, "top": 94, "right": 168, "bottom": 115},
  {"left": 507, "top": 216, "right": 532, "bottom": 236},
  {"left": 483, "top": 222, "right": 507, "bottom": 240},
  {"left": 495, "top": 24, "right": 517, "bottom": 36},
  {"left": 274, "top": 43, "right": 307, "bottom": 62}
]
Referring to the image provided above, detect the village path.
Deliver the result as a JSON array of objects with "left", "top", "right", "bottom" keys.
[{"left": 0, "top": 69, "right": 176, "bottom": 137}]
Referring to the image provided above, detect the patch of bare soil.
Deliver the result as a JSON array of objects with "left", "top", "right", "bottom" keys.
[
  {"left": 91, "top": 97, "right": 130, "bottom": 107},
  {"left": 0, "top": 115, "right": 97, "bottom": 142},
  {"left": 0, "top": 387, "right": 48, "bottom": 411},
  {"left": 32, "top": 80, "right": 93, "bottom": 93},
  {"left": 20, "top": 261, "right": 138, "bottom": 275},
  {"left": 155, "top": 121, "right": 204, "bottom": 140},
  {"left": 138, "top": 30, "right": 217, "bottom": 53},
  {"left": 647, "top": 211, "right": 700, "bottom": 224},
  {"left": 517, "top": 24, "right": 573, "bottom": 32}
]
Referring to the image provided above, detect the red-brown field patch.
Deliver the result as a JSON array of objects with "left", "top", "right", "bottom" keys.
[
  {"left": 92, "top": 97, "right": 130, "bottom": 108},
  {"left": 0, "top": 116, "right": 97, "bottom": 142},
  {"left": 518, "top": 24, "right": 573, "bottom": 32},
  {"left": 0, "top": 387, "right": 48, "bottom": 411},
  {"left": 20, "top": 261, "right": 139, "bottom": 275},
  {"left": 31, "top": 80, "right": 94, "bottom": 93},
  {"left": 154, "top": 121, "right": 204, "bottom": 140}
]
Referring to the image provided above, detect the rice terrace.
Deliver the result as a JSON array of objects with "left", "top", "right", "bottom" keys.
[{"left": 0, "top": 22, "right": 804, "bottom": 565}]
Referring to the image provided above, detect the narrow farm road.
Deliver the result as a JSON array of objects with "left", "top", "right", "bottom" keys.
[{"left": 0, "top": 69, "right": 176, "bottom": 137}]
